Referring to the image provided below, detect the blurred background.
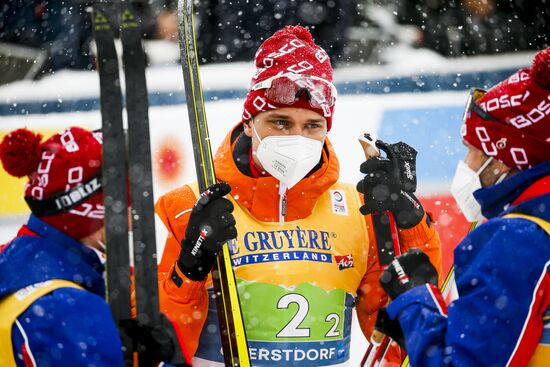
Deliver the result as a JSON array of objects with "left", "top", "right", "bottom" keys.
[
  {"left": 0, "top": 0, "right": 548, "bottom": 79},
  {"left": 0, "top": 0, "right": 548, "bottom": 363}
]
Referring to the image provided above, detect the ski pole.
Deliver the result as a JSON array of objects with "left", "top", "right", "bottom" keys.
[
  {"left": 177, "top": 1, "right": 250, "bottom": 365},
  {"left": 358, "top": 133, "right": 405, "bottom": 367}
]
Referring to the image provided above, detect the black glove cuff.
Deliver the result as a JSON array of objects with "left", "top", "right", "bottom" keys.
[
  {"left": 176, "top": 246, "right": 215, "bottom": 282},
  {"left": 375, "top": 308, "right": 406, "bottom": 350},
  {"left": 395, "top": 192, "right": 424, "bottom": 229},
  {"left": 176, "top": 260, "right": 212, "bottom": 282},
  {"left": 379, "top": 249, "right": 439, "bottom": 299}
]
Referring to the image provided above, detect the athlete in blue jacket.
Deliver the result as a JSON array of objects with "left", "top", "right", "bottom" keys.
[
  {"left": 0, "top": 127, "right": 189, "bottom": 366},
  {"left": 378, "top": 47, "right": 550, "bottom": 366},
  {"left": 0, "top": 127, "right": 123, "bottom": 366},
  {"left": 0, "top": 214, "right": 123, "bottom": 366}
]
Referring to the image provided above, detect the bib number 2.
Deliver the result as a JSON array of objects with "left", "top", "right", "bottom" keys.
[{"left": 276, "top": 293, "right": 341, "bottom": 339}]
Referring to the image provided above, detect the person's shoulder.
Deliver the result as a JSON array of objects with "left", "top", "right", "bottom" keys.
[
  {"left": 457, "top": 216, "right": 550, "bottom": 300},
  {"left": 29, "top": 286, "right": 112, "bottom": 321},
  {"left": 483, "top": 215, "right": 549, "bottom": 240},
  {"left": 466, "top": 215, "right": 550, "bottom": 258},
  {"left": 155, "top": 183, "right": 198, "bottom": 219},
  {"left": 17, "top": 287, "right": 123, "bottom": 365},
  {"left": 0, "top": 232, "right": 51, "bottom": 267},
  {"left": 160, "top": 183, "right": 198, "bottom": 202}
]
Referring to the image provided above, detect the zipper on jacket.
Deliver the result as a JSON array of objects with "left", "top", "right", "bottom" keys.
[{"left": 279, "top": 183, "right": 287, "bottom": 223}]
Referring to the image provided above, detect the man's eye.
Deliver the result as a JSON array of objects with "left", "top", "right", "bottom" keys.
[
  {"left": 273, "top": 120, "right": 289, "bottom": 127},
  {"left": 306, "top": 123, "right": 322, "bottom": 129}
]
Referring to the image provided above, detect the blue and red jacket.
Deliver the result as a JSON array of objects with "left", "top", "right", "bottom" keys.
[
  {"left": 0, "top": 215, "right": 123, "bottom": 366},
  {"left": 387, "top": 161, "right": 550, "bottom": 366}
]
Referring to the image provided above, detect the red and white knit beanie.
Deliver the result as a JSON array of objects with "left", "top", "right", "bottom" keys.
[
  {"left": 0, "top": 127, "right": 104, "bottom": 239},
  {"left": 241, "top": 25, "right": 335, "bottom": 130},
  {"left": 462, "top": 46, "right": 550, "bottom": 170}
]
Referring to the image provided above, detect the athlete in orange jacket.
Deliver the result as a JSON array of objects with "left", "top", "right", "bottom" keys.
[{"left": 156, "top": 26, "right": 442, "bottom": 366}]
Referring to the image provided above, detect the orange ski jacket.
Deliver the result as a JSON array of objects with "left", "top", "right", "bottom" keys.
[{"left": 155, "top": 125, "right": 442, "bottom": 361}]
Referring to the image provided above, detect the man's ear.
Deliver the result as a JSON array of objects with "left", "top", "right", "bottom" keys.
[
  {"left": 243, "top": 120, "right": 253, "bottom": 137},
  {"left": 487, "top": 159, "right": 514, "bottom": 185},
  {"left": 493, "top": 159, "right": 512, "bottom": 176}
]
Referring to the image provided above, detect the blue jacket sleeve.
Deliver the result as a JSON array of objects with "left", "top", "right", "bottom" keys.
[
  {"left": 387, "top": 284, "right": 450, "bottom": 365},
  {"left": 387, "top": 219, "right": 550, "bottom": 366},
  {"left": 13, "top": 288, "right": 123, "bottom": 367}
]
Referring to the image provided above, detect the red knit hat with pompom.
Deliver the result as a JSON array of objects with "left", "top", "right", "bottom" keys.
[
  {"left": 462, "top": 46, "right": 550, "bottom": 170},
  {"left": 0, "top": 127, "right": 104, "bottom": 240},
  {"left": 241, "top": 25, "right": 335, "bottom": 130}
]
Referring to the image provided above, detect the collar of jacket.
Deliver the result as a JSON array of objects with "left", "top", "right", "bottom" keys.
[
  {"left": 0, "top": 215, "right": 106, "bottom": 298},
  {"left": 215, "top": 123, "right": 340, "bottom": 222},
  {"left": 474, "top": 161, "right": 550, "bottom": 220}
]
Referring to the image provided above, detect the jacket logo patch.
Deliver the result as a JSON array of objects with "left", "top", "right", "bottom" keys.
[
  {"left": 330, "top": 190, "right": 348, "bottom": 216},
  {"left": 14, "top": 281, "right": 52, "bottom": 300},
  {"left": 335, "top": 254, "right": 354, "bottom": 270}
]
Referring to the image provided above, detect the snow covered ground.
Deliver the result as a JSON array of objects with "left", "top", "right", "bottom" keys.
[{"left": 0, "top": 47, "right": 535, "bottom": 365}]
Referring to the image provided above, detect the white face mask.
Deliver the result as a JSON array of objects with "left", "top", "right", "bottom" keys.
[
  {"left": 450, "top": 157, "right": 508, "bottom": 222},
  {"left": 251, "top": 121, "right": 324, "bottom": 190}
]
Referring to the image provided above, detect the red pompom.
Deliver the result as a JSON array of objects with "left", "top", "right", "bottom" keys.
[
  {"left": 531, "top": 46, "right": 550, "bottom": 88},
  {"left": 277, "top": 25, "right": 315, "bottom": 45},
  {"left": 0, "top": 128, "right": 43, "bottom": 177}
]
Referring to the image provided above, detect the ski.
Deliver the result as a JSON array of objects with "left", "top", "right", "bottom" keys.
[
  {"left": 91, "top": 1, "right": 133, "bottom": 365},
  {"left": 119, "top": 1, "right": 164, "bottom": 364},
  {"left": 94, "top": 0, "right": 164, "bottom": 364},
  {"left": 119, "top": 0, "right": 161, "bottom": 328},
  {"left": 177, "top": 1, "right": 251, "bottom": 366}
]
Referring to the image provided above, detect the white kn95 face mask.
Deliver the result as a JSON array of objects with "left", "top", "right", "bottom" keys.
[
  {"left": 251, "top": 121, "right": 323, "bottom": 190},
  {"left": 450, "top": 157, "right": 508, "bottom": 222}
]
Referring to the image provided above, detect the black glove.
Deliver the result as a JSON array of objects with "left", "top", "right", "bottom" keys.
[
  {"left": 119, "top": 314, "right": 191, "bottom": 366},
  {"left": 356, "top": 141, "right": 424, "bottom": 229},
  {"left": 375, "top": 308, "right": 406, "bottom": 350},
  {"left": 177, "top": 182, "right": 237, "bottom": 281},
  {"left": 379, "top": 248, "right": 438, "bottom": 300}
]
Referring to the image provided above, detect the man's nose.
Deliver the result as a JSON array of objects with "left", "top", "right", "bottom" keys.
[{"left": 288, "top": 125, "right": 305, "bottom": 136}]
